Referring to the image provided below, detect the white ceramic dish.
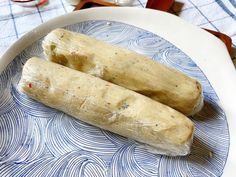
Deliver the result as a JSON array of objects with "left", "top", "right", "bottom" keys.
[{"left": 0, "top": 7, "right": 236, "bottom": 176}]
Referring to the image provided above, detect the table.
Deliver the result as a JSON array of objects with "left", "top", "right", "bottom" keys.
[{"left": 0, "top": 0, "right": 235, "bottom": 66}]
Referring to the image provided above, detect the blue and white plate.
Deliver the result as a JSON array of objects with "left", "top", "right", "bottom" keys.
[{"left": 0, "top": 7, "right": 235, "bottom": 177}]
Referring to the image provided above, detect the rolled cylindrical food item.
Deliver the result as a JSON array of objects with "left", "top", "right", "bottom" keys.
[
  {"left": 42, "top": 28, "right": 203, "bottom": 116},
  {"left": 18, "top": 57, "right": 194, "bottom": 156}
]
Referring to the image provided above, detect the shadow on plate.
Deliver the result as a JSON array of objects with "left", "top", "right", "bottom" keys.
[{"left": 192, "top": 99, "right": 223, "bottom": 121}]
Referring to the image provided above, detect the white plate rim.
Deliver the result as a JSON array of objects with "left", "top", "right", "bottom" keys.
[{"left": 0, "top": 7, "right": 236, "bottom": 175}]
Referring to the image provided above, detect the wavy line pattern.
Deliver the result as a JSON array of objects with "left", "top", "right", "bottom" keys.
[
  {"left": 46, "top": 113, "right": 118, "bottom": 158},
  {"left": 0, "top": 108, "right": 46, "bottom": 164},
  {"left": 108, "top": 143, "right": 159, "bottom": 177},
  {"left": 0, "top": 20, "right": 229, "bottom": 176}
]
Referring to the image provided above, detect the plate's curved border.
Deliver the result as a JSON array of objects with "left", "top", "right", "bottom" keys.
[{"left": 0, "top": 7, "right": 235, "bottom": 175}]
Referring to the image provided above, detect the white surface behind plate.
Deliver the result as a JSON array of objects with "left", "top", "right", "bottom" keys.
[{"left": 0, "top": 7, "right": 235, "bottom": 175}]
